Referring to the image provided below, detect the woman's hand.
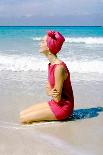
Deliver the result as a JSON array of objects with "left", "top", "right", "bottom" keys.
[
  {"left": 46, "top": 82, "right": 60, "bottom": 97},
  {"left": 46, "top": 82, "right": 60, "bottom": 98},
  {"left": 51, "top": 88, "right": 60, "bottom": 98}
]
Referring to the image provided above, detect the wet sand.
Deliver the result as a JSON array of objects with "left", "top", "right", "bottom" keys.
[{"left": 0, "top": 101, "right": 103, "bottom": 155}]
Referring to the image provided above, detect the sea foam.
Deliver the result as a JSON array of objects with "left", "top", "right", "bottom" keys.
[
  {"left": 0, "top": 53, "right": 103, "bottom": 74},
  {"left": 32, "top": 37, "right": 103, "bottom": 44}
]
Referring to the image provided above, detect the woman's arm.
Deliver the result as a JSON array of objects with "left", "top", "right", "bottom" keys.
[
  {"left": 52, "top": 65, "right": 66, "bottom": 102},
  {"left": 46, "top": 80, "right": 60, "bottom": 97},
  {"left": 46, "top": 80, "right": 52, "bottom": 96}
]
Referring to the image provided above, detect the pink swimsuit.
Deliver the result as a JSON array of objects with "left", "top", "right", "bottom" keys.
[{"left": 48, "top": 61, "right": 74, "bottom": 120}]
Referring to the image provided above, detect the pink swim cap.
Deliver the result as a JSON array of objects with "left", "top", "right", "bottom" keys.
[{"left": 47, "top": 30, "right": 65, "bottom": 55}]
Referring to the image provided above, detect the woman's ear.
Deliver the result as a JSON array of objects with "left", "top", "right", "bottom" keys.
[{"left": 48, "top": 51, "right": 52, "bottom": 55}]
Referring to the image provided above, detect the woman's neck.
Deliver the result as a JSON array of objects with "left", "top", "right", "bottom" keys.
[{"left": 49, "top": 55, "right": 58, "bottom": 65}]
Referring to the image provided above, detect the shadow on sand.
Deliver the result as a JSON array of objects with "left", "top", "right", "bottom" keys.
[{"left": 65, "top": 106, "right": 103, "bottom": 121}]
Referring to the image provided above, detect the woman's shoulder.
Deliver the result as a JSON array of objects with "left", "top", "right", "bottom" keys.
[
  {"left": 55, "top": 61, "right": 69, "bottom": 79},
  {"left": 54, "top": 63, "right": 68, "bottom": 81},
  {"left": 55, "top": 61, "right": 66, "bottom": 75}
]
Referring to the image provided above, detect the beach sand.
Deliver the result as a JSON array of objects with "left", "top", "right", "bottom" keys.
[{"left": 0, "top": 82, "right": 103, "bottom": 155}]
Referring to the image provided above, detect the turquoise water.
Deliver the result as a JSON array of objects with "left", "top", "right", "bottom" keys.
[
  {"left": 0, "top": 26, "right": 103, "bottom": 74},
  {"left": 0, "top": 26, "right": 103, "bottom": 91},
  {"left": 0, "top": 26, "right": 103, "bottom": 38}
]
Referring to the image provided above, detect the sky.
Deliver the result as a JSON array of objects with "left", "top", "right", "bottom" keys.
[{"left": 0, "top": 0, "right": 103, "bottom": 26}]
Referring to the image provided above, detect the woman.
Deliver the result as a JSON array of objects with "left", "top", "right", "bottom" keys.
[{"left": 20, "top": 30, "right": 74, "bottom": 124}]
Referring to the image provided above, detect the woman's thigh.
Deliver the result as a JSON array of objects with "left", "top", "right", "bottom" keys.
[
  {"left": 20, "top": 102, "right": 49, "bottom": 115},
  {"left": 20, "top": 102, "right": 57, "bottom": 124}
]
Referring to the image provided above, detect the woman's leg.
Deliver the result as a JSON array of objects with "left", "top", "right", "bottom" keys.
[
  {"left": 20, "top": 102, "right": 46, "bottom": 115},
  {"left": 20, "top": 102, "right": 57, "bottom": 124}
]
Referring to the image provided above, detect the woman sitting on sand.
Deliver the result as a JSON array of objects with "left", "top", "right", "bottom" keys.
[{"left": 20, "top": 30, "right": 74, "bottom": 124}]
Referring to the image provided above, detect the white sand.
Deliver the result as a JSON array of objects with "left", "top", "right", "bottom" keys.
[
  {"left": 0, "top": 102, "right": 103, "bottom": 155},
  {"left": 0, "top": 81, "right": 103, "bottom": 155}
]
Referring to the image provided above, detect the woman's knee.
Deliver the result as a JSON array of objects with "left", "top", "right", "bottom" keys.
[
  {"left": 19, "top": 102, "right": 57, "bottom": 124},
  {"left": 20, "top": 113, "right": 34, "bottom": 124}
]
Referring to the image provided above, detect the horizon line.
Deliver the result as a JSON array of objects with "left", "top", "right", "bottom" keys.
[{"left": 0, "top": 25, "right": 102, "bottom": 27}]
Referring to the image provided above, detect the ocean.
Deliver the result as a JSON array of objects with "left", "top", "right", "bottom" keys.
[
  {"left": 0, "top": 26, "right": 103, "bottom": 123},
  {"left": 0, "top": 26, "right": 103, "bottom": 74}
]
